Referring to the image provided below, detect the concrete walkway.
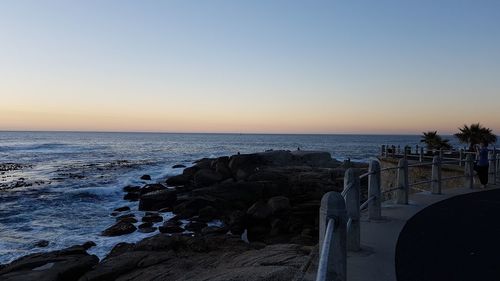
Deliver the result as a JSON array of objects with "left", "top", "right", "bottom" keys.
[{"left": 301, "top": 184, "right": 498, "bottom": 281}]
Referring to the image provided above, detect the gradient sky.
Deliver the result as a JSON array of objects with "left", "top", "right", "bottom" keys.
[{"left": 1, "top": 0, "right": 499, "bottom": 134}]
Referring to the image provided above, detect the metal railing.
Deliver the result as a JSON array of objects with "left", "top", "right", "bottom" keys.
[{"left": 316, "top": 150, "right": 499, "bottom": 281}]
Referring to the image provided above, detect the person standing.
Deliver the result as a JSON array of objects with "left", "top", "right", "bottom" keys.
[{"left": 474, "top": 141, "right": 490, "bottom": 187}]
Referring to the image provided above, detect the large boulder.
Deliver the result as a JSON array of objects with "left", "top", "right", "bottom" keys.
[
  {"left": 165, "top": 174, "right": 190, "bottom": 186},
  {"left": 138, "top": 189, "right": 177, "bottom": 211},
  {"left": 228, "top": 154, "right": 263, "bottom": 180},
  {"left": 139, "top": 184, "right": 166, "bottom": 195},
  {"left": 268, "top": 196, "right": 291, "bottom": 215},
  {"left": 78, "top": 235, "right": 311, "bottom": 281},
  {"left": 193, "top": 169, "right": 223, "bottom": 187},
  {"left": 102, "top": 221, "right": 137, "bottom": 236},
  {"left": 214, "top": 156, "right": 232, "bottom": 179},
  {"left": 0, "top": 244, "right": 98, "bottom": 281},
  {"left": 289, "top": 150, "right": 339, "bottom": 167},
  {"left": 247, "top": 200, "right": 273, "bottom": 220}
]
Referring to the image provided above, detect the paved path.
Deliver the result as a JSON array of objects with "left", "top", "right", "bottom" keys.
[{"left": 302, "top": 184, "right": 499, "bottom": 281}]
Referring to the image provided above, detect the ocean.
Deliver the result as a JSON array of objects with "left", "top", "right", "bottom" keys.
[{"left": 0, "top": 131, "right": 462, "bottom": 264}]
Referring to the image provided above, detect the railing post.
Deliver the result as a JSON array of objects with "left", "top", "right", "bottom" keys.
[
  {"left": 380, "top": 145, "right": 385, "bottom": 157},
  {"left": 459, "top": 149, "right": 463, "bottom": 167},
  {"left": 319, "top": 192, "right": 347, "bottom": 281},
  {"left": 488, "top": 151, "right": 496, "bottom": 185},
  {"left": 431, "top": 156, "right": 442, "bottom": 194},
  {"left": 495, "top": 150, "right": 500, "bottom": 184},
  {"left": 396, "top": 158, "right": 409, "bottom": 204},
  {"left": 368, "top": 160, "right": 382, "bottom": 220},
  {"left": 419, "top": 147, "right": 424, "bottom": 162},
  {"left": 344, "top": 168, "right": 360, "bottom": 252},
  {"left": 464, "top": 154, "right": 474, "bottom": 189}
]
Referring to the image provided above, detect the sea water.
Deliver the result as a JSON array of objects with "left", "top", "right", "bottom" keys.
[{"left": 0, "top": 131, "right": 460, "bottom": 264}]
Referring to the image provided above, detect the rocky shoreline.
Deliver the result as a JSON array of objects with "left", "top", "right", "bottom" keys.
[{"left": 0, "top": 150, "right": 367, "bottom": 281}]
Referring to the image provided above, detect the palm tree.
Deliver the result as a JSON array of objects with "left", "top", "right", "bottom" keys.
[
  {"left": 454, "top": 123, "right": 497, "bottom": 150},
  {"left": 420, "top": 131, "right": 452, "bottom": 150}
]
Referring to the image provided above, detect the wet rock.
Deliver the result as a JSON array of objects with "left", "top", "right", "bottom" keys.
[
  {"left": 82, "top": 241, "right": 96, "bottom": 250},
  {"left": 123, "top": 185, "right": 140, "bottom": 193},
  {"left": 140, "top": 175, "right": 151, "bottom": 180},
  {"left": 247, "top": 200, "right": 272, "bottom": 220},
  {"left": 0, "top": 244, "right": 98, "bottom": 281},
  {"left": 198, "top": 206, "right": 218, "bottom": 222},
  {"left": 138, "top": 222, "right": 154, "bottom": 229},
  {"left": 158, "top": 222, "right": 184, "bottom": 234},
  {"left": 138, "top": 189, "right": 177, "bottom": 211},
  {"left": 165, "top": 174, "right": 190, "bottom": 186},
  {"left": 113, "top": 206, "right": 130, "bottom": 212},
  {"left": 34, "top": 240, "right": 49, "bottom": 248},
  {"left": 123, "top": 192, "right": 140, "bottom": 201},
  {"left": 117, "top": 217, "right": 138, "bottom": 224},
  {"left": 267, "top": 196, "right": 291, "bottom": 215},
  {"left": 102, "top": 221, "right": 137, "bottom": 237},
  {"left": 184, "top": 221, "right": 208, "bottom": 233},
  {"left": 140, "top": 184, "right": 166, "bottom": 195},
  {"left": 201, "top": 226, "right": 228, "bottom": 236},
  {"left": 172, "top": 164, "right": 186, "bottom": 169},
  {"left": 227, "top": 210, "right": 247, "bottom": 235},
  {"left": 141, "top": 213, "right": 163, "bottom": 223},
  {"left": 193, "top": 169, "right": 223, "bottom": 187},
  {"left": 138, "top": 222, "right": 157, "bottom": 233}
]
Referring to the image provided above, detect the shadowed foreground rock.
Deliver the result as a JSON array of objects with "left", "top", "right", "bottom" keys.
[
  {"left": 78, "top": 234, "right": 312, "bottom": 281},
  {"left": 0, "top": 244, "right": 98, "bottom": 281}
]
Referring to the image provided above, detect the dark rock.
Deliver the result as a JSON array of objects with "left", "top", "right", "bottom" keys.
[
  {"left": 117, "top": 217, "right": 138, "bottom": 224},
  {"left": 113, "top": 206, "right": 130, "bottom": 212},
  {"left": 158, "top": 207, "right": 172, "bottom": 212},
  {"left": 228, "top": 153, "right": 263, "bottom": 179},
  {"left": 193, "top": 169, "right": 223, "bottom": 187},
  {"left": 193, "top": 158, "right": 214, "bottom": 170},
  {"left": 270, "top": 218, "right": 289, "bottom": 235},
  {"left": 214, "top": 157, "right": 232, "bottom": 179},
  {"left": 140, "top": 184, "right": 166, "bottom": 195},
  {"left": 201, "top": 226, "right": 229, "bottom": 236},
  {"left": 82, "top": 241, "right": 96, "bottom": 250},
  {"left": 172, "top": 196, "right": 218, "bottom": 218},
  {"left": 123, "top": 192, "right": 140, "bottom": 201},
  {"left": 185, "top": 221, "right": 208, "bottom": 233},
  {"left": 227, "top": 210, "right": 247, "bottom": 235},
  {"left": 138, "top": 189, "right": 177, "bottom": 211},
  {"left": 267, "top": 196, "right": 291, "bottom": 215},
  {"left": 158, "top": 224, "right": 184, "bottom": 234},
  {"left": 182, "top": 165, "right": 201, "bottom": 177},
  {"left": 102, "top": 221, "right": 137, "bottom": 236},
  {"left": 34, "top": 240, "right": 49, "bottom": 248},
  {"left": 123, "top": 185, "right": 140, "bottom": 192},
  {"left": 142, "top": 213, "right": 163, "bottom": 223},
  {"left": 138, "top": 226, "right": 157, "bottom": 233},
  {"left": 172, "top": 164, "right": 186, "bottom": 169},
  {"left": 165, "top": 174, "right": 190, "bottom": 186},
  {"left": 0, "top": 245, "right": 98, "bottom": 281},
  {"left": 247, "top": 223, "right": 271, "bottom": 242},
  {"left": 116, "top": 213, "right": 135, "bottom": 220},
  {"left": 138, "top": 222, "right": 153, "bottom": 229},
  {"left": 140, "top": 175, "right": 151, "bottom": 180},
  {"left": 247, "top": 200, "right": 272, "bottom": 220},
  {"left": 198, "top": 206, "right": 218, "bottom": 222}
]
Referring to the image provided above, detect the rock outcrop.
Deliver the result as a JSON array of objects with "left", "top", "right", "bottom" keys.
[
  {"left": 0, "top": 243, "right": 98, "bottom": 281},
  {"left": 78, "top": 234, "right": 312, "bottom": 281}
]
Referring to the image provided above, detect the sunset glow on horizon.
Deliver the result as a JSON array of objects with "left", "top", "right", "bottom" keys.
[{"left": 1, "top": 1, "right": 499, "bottom": 135}]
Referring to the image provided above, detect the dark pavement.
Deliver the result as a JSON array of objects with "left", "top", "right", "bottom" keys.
[{"left": 396, "top": 189, "right": 500, "bottom": 281}]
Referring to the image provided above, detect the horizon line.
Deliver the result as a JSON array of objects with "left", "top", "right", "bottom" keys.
[{"left": 0, "top": 129, "right": 467, "bottom": 136}]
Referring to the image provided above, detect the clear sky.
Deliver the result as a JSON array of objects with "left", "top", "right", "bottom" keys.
[{"left": 1, "top": 0, "right": 499, "bottom": 134}]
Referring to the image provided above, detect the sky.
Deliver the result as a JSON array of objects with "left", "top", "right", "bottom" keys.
[{"left": 1, "top": 0, "right": 499, "bottom": 134}]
